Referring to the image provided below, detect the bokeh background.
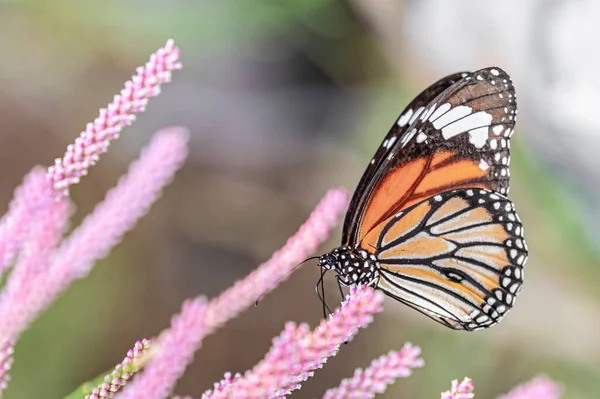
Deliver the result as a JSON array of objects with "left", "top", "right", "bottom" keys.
[{"left": 0, "top": 0, "right": 599, "bottom": 398}]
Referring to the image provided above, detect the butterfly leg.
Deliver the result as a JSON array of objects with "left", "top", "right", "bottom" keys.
[
  {"left": 315, "top": 268, "right": 333, "bottom": 318},
  {"left": 335, "top": 275, "right": 346, "bottom": 302}
]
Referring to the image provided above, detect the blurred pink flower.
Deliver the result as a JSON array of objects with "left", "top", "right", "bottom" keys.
[
  {"left": 441, "top": 377, "right": 475, "bottom": 399},
  {"left": 0, "top": 40, "right": 182, "bottom": 397},
  {"left": 118, "top": 189, "right": 349, "bottom": 399},
  {"left": 322, "top": 343, "right": 424, "bottom": 399},
  {"left": 0, "top": 185, "right": 70, "bottom": 333},
  {"left": 0, "top": 340, "right": 12, "bottom": 395},
  {"left": 497, "top": 376, "right": 562, "bottom": 399},
  {"left": 47, "top": 39, "right": 181, "bottom": 195},
  {"left": 0, "top": 168, "right": 54, "bottom": 275},
  {"left": 0, "top": 128, "right": 189, "bottom": 343}
]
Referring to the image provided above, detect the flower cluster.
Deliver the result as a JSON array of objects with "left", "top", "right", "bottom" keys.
[
  {"left": 83, "top": 339, "right": 152, "bottom": 399},
  {"left": 0, "top": 40, "right": 562, "bottom": 399}
]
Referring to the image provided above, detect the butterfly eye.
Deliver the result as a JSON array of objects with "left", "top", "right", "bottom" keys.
[{"left": 319, "top": 254, "right": 337, "bottom": 269}]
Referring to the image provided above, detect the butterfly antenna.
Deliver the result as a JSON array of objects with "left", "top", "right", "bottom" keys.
[{"left": 254, "top": 256, "right": 321, "bottom": 306}]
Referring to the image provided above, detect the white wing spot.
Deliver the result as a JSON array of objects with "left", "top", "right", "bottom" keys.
[
  {"left": 437, "top": 110, "right": 493, "bottom": 142},
  {"left": 386, "top": 136, "right": 397, "bottom": 149},
  {"left": 432, "top": 106, "right": 472, "bottom": 129},
  {"left": 479, "top": 159, "right": 489, "bottom": 171},
  {"left": 422, "top": 103, "right": 437, "bottom": 121},
  {"left": 469, "top": 127, "right": 489, "bottom": 148},
  {"left": 490, "top": 139, "right": 497, "bottom": 149},
  {"left": 492, "top": 125, "right": 504, "bottom": 135},
  {"left": 400, "top": 128, "right": 417, "bottom": 147},
  {"left": 409, "top": 106, "right": 425, "bottom": 125},
  {"left": 416, "top": 132, "right": 427, "bottom": 143},
  {"left": 428, "top": 102, "right": 451, "bottom": 122},
  {"left": 490, "top": 69, "right": 500, "bottom": 76},
  {"left": 514, "top": 268, "right": 521, "bottom": 279},
  {"left": 506, "top": 294, "right": 513, "bottom": 304},
  {"left": 397, "top": 109, "right": 413, "bottom": 126}
]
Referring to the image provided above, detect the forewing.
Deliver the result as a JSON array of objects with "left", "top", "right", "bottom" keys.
[
  {"left": 347, "top": 67, "right": 517, "bottom": 248},
  {"left": 374, "top": 188, "right": 527, "bottom": 330},
  {"left": 342, "top": 72, "right": 468, "bottom": 245}
]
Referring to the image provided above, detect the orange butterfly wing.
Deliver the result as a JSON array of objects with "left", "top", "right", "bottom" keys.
[
  {"left": 342, "top": 72, "right": 468, "bottom": 245},
  {"left": 343, "top": 67, "right": 516, "bottom": 250},
  {"left": 374, "top": 188, "right": 526, "bottom": 330}
]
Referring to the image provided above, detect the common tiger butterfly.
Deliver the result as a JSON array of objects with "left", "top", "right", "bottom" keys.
[{"left": 318, "top": 67, "right": 527, "bottom": 331}]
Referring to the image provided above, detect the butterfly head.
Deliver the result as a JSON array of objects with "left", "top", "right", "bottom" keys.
[{"left": 318, "top": 246, "right": 380, "bottom": 287}]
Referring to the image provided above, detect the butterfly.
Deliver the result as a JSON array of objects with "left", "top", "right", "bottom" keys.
[{"left": 318, "top": 67, "right": 528, "bottom": 331}]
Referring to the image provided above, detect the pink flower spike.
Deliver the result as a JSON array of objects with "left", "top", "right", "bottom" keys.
[
  {"left": 0, "top": 127, "right": 189, "bottom": 341},
  {"left": 322, "top": 343, "right": 424, "bottom": 399},
  {"left": 210, "top": 286, "right": 384, "bottom": 399},
  {"left": 0, "top": 340, "right": 14, "bottom": 399},
  {"left": 0, "top": 189, "right": 70, "bottom": 342},
  {"left": 0, "top": 168, "right": 53, "bottom": 275},
  {"left": 441, "top": 377, "right": 475, "bottom": 399},
  {"left": 497, "top": 376, "right": 562, "bottom": 399},
  {"left": 117, "top": 298, "right": 208, "bottom": 399},
  {"left": 202, "top": 188, "right": 348, "bottom": 333},
  {"left": 47, "top": 39, "right": 181, "bottom": 195}
]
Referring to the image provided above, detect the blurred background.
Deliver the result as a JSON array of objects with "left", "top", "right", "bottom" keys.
[{"left": 0, "top": 0, "right": 598, "bottom": 398}]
